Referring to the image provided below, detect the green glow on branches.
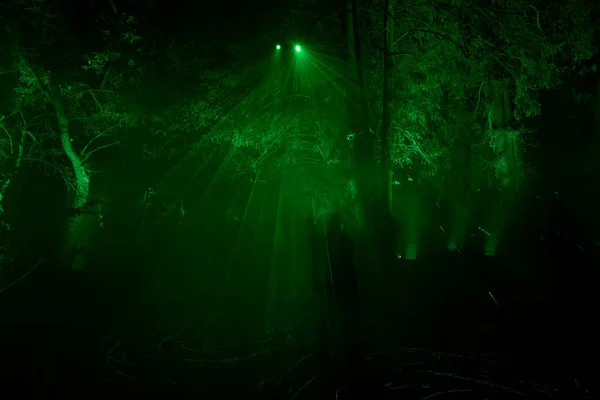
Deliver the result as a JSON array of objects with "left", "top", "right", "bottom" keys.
[
  {"left": 276, "top": 44, "right": 281, "bottom": 50},
  {"left": 295, "top": 45, "right": 301, "bottom": 52}
]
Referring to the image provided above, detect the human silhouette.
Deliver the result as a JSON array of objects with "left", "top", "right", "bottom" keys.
[
  {"left": 324, "top": 214, "right": 364, "bottom": 397},
  {"left": 306, "top": 216, "right": 330, "bottom": 362},
  {"left": 309, "top": 213, "right": 378, "bottom": 397},
  {"left": 325, "top": 215, "right": 360, "bottom": 360},
  {"left": 308, "top": 214, "right": 361, "bottom": 359}
]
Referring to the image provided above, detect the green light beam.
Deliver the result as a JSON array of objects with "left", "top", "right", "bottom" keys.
[
  {"left": 266, "top": 176, "right": 285, "bottom": 320},
  {"left": 304, "top": 56, "right": 348, "bottom": 100},
  {"left": 306, "top": 55, "right": 348, "bottom": 82},
  {"left": 228, "top": 171, "right": 260, "bottom": 268}
]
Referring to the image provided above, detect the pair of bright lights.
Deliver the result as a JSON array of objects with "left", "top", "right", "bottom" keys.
[{"left": 276, "top": 44, "right": 301, "bottom": 52}]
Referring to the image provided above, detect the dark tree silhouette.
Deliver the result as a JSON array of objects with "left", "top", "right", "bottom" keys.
[
  {"left": 325, "top": 214, "right": 364, "bottom": 396},
  {"left": 306, "top": 213, "right": 364, "bottom": 391},
  {"left": 307, "top": 216, "right": 330, "bottom": 362},
  {"left": 326, "top": 215, "right": 360, "bottom": 346}
]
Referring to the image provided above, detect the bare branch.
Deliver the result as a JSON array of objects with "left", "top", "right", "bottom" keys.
[
  {"left": 82, "top": 142, "right": 120, "bottom": 162},
  {"left": 20, "top": 157, "right": 75, "bottom": 191},
  {"left": 80, "top": 124, "right": 119, "bottom": 158},
  {"left": 0, "top": 126, "right": 13, "bottom": 155},
  {"left": 474, "top": 80, "right": 484, "bottom": 114},
  {"left": 0, "top": 259, "right": 45, "bottom": 297},
  {"left": 85, "top": 89, "right": 103, "bottom": 111},
  {"left": 15, "top": 106, "right": 26, "bottom": 126}
]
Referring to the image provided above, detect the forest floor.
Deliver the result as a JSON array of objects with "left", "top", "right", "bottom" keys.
[{"left": 0, "top": 265, "right": 594, "bottom": 399}]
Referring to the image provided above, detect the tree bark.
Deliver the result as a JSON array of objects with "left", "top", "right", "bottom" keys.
[
  {"left": 381, "top": 0, "right": 395, "bottom": 213},
  {"left": 349, "top": 0, "right": 376, "bottom": 232},
  {"left": 351, "top": 0, "right": 371, "bottom": 161},
  {"left": 17, "top": 54, "right": 95, "bottom": 269},
  {"left": 340, "top": 0, "right": 366, "bottom": 229},
  {"left": 49, "top": 81, "right": 93, "bottom": 270},
  {"left": 594, "top": 78, "right": 600, "bottom": 136}
]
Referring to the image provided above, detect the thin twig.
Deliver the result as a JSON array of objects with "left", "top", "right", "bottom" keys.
[
  {"left": 82, "top": 142, "right": 120, "bottom": 161},
  {"left": 474, "top": 80, "right": 484, "bottom": 114},
  {"left": 0, "top": 259, "right": 45, "bottom": 296},
  {"left": 0, "top": 126, "right": 13, "bottom": 154},
  {"left": 81, "top": 124, "right": 120, "bottom": 158}
]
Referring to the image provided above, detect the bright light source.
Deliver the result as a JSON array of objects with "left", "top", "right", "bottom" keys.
[
  {"left": 295, "top": 45, "right": 301, "bottom": 52},
  {"left": 276, "top": 44, "right": 281, "bottom": 50}
]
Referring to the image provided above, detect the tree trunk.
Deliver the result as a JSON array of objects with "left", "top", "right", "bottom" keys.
[
  {"left": 341, "top": 0, "right": 366, "bottom": 229},
  {"left": 594, "top": 78, "right": 600, "bottom": 136},
  {"left": 381, "top": 0, "right": 394, "bottom": 213},
  {"left": 18, "top": 54, "right": 95, "bottom": 269},
  {"left": 351, "top": 0, "right": 371, "bottom": 154},
  {"left": 50, "top": 83, "right": 92, "bottom": 270},
  {"left": 349, "top": 0, "right": 375, "bottom": 232}
]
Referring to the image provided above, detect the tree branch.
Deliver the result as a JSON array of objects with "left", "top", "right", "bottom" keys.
[
  {"left": 80, "top": 123, "right": 120, "bottom": 158},
  {"left": 0, "top": 259, "right": 45, "bottom": 297},
  {"left": 82, "top": 142, "right": 120, "bottom": 162},
  {"left": 0, "top": 126, "right": 13, "bottom": 155}
]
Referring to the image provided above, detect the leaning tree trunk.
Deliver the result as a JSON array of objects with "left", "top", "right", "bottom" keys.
[
  {"left": 19, "top": 52, "right": 95, "bottom": 270},
  {"left": 50, "top": 83, "right": 93, "bottom": 270}
]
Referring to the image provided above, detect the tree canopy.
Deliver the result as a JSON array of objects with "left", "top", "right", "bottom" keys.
[{"left": 0, "top": 0, "right": 599, "bottom": 271}]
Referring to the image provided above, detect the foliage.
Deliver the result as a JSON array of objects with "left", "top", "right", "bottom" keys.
[
  {"left": 1, "top": 1, "right": 149, "bottom": 191},
  {"left": 142, "top": 72, "right": 250, "bottom": 161},
  {"left": 359, "top": 0, "right": 599, "bottom": 184},
  {"left": 207, "top": 94, "right": 339, "bottom": 179}
]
